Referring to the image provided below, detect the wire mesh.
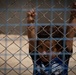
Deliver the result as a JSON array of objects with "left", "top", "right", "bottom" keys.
[{"left": 0, "top": 0, "right": 76, "bottom": 75}]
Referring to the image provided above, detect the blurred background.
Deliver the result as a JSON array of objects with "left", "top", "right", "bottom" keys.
[{"left": 0, "top": 0, "right": 76, "bottom": 75}]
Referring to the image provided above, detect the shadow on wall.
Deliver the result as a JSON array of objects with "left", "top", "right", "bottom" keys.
[
  {"left": 0, "top": 26, "right": 26, "bottom": 35},
  {"left": 0, "top": 0, "right": 76, "bottom": 35}
]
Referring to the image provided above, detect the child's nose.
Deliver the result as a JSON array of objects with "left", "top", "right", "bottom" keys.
[
  {"left": 43, "top": 51, "right": 47, "bottom": 55},
  {"left": 43, "top": 51, "right": 48, "bottom": 57}
]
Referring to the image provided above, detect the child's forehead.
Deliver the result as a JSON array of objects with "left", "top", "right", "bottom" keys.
[
  {"left": 39, "top": 40, "right": 50, "bottom": 42},
  {"left": 38, "top": 40, "right": 56, "bottom": 44}
]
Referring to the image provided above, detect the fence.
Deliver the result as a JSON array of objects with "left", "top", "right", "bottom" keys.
[{"left": 0, "top": 0, "right": 76, "bottom": 75}]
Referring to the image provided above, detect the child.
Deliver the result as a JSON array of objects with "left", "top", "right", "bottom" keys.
[{"left": 27, "top": 2, "right": 76, "bottom": 75}]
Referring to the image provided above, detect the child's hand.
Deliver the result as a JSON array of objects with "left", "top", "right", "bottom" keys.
[{"left": 27, "top": 9, "right": 36, "bottom": 23}]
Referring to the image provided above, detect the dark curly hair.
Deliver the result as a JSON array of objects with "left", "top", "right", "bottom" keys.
[{"left": 37, "top": 26, "right": 64, "bottom": 38}]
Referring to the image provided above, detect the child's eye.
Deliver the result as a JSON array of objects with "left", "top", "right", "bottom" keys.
[
  {"left": 47, "top": 48, "right": 50, "bottom": 51},
  {"left": 38, "top": 45, "right": 43, "bottom": 49}
]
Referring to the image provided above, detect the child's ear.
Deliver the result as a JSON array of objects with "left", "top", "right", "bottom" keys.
[
  {"left": 72, "top": 18, "right": 76, "bottom": 23},
  {"left": 72, "top": 2, "right": 76, "bottom": 9}
]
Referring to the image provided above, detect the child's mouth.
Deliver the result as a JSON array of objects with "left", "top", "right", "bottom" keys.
[{"left": 43, "top": 55, "right": 48, "bottom": 58}]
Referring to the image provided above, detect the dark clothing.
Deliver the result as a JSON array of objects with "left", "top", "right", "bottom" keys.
[{"left": 30, "top": 48, "right": 72, "bottom": 75}]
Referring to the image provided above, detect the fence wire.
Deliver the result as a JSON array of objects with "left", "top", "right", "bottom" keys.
[{"left": 0, "top": 0, "right": 76, "bottom": 75}]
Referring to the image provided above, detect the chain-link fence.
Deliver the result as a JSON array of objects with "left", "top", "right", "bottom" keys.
[{"left": 0, "top": 0, "right": 76, "bottom": 75}]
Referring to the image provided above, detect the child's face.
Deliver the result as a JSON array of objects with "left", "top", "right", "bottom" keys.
[{"left": 37, "top": 40, "right": 60, "bottom": 62}]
